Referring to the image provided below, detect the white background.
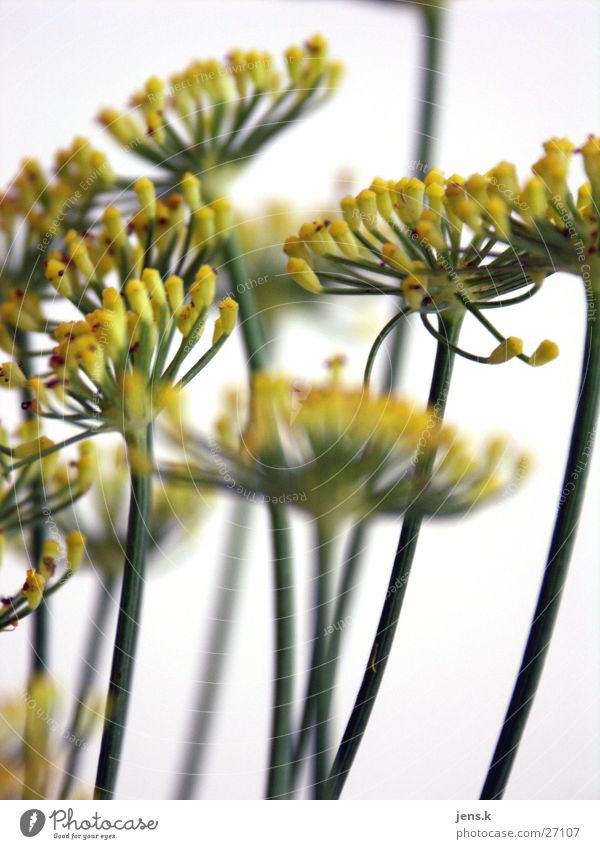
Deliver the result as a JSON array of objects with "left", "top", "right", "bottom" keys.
[{"left": 0, "top": 0, "right": 599, "bottom": 801}]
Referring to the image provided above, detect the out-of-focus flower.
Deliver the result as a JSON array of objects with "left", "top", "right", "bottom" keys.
[
  {"left": 98, "top": 35, "right": 343, "bottom": 196},
  {"left": 0, "top": 141, "right": 116, "bottom": 300},
  {"left": 0, "top": 677, "right": 88, "bottom": 800},
  {"left": 169, "top": 373, "right": 529, "bottom": 527}
]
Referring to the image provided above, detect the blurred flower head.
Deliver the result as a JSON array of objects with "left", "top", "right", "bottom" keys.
[{"left": 174, "top": 373, "right": 530, "bottom": 527}]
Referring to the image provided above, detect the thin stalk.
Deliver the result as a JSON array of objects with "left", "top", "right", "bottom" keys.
[
  {"left": 94, "top": 427, "right": 152, "bottom": 800},
  {"left": 328, "top": 311, "right": 462, "bottom": 799},
  {"left": 266, "top": 504, "right": 295, "bottom": 799},
  {"left": 174, "top": 502, "right": 249, "bottom": 800},
  {"left": 222, "top": 231, "right": 268, "bottom": 372},
  {"left": 20, "top": 328, "right": 49, "bottom": 799},
  {"left": 222, "top": 230, "right": 295, "bottom": 800},
  {"left": 481, "top": 286, "right": 600, "bottom": 799},
  {"left": 59, "top": 574, "right": 117, "bottom": 799},
  {"left": 384, "top": 3, "right": 445, "bottom": 391},
  {"left": 311, "top": 523, "right": 336, "bottom": 799},
  {"left": 291, "top": 522, "right": 367, "bottom": 790}
]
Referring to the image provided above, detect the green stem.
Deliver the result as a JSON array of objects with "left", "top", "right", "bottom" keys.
[
  {"left": 291, "top": 521, "right": 366, "bottom": 791},
  {"left": 384, "top": 3, "right": 445, "bottom": 391},
  {"left": 328, "top": 311, "right": 462, "bottom": 799},
  {"left": 481, "top": 286, "right": 600, "bottom": 799},
  {"left": 16, "top": 330, "right": 49, "bottom": 673},
  {"left": 174, "top": 502, "right": 248, "bottom": 800},
  {"left": 19, "top": 327, "right": 49, "bottom": 799},
  {"left": 222, "top": 229, "right": 295, "bottom": 800},
  {"left": 222, "top": 231, "right": 268, "bottom": 372},
  {"left": 93, "top": 428, "right": 152, "bottom": 800},
  {"left": 60, "top": 574, "right": 116, "bottom": 799},
  {"left": 312, "top": 523, "right": 336, "bottom": 799},
  {"left": 266, "top": 504, "right": 295, "bottom": 800}
]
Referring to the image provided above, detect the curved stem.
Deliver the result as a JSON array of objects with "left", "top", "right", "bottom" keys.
[
  {"left": 328, "top": 312, "right": 462, "bottom": 799},
  {"left": 174, "top": 502, "right": 248, "bottom": 800},
  {"left": 364, "top": 308, "right": 412, "bottom": 388},
  {"left": 59, "top": 574, "right": 117, "bottom": 799},
  {"left": 266, "top": 504, "right": 295, "bottom": 800},
  {"left": 93, "top": 428, "right": 152, "bottom": 800},
  {"left": 481, "top": 286, "right": 600, "bottom": 799}
]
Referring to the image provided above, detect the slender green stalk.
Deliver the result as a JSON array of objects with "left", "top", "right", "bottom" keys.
[
  {"left": 384, "top": 2, "right": 445, "bottom": 391},
  {"left": 60, "top": 574, "right": 117, "bottom": 799},
  {"left": 292, "top": 524, "right": 336, "bottom": 799},
  {"left": 222, "top": 231, "right": 295, "bottom": 800},
  {"left": 323, "top": 6, "right": 447, "bottom": 796},
  {"left": 328, "top": 312, "right": 462, "bottom": 799},
  {"left": 222, "top": 231, "right": 269, "bottom": 372},
  {"left": 22, "top": 512, "right": 48, "bottom": 802},
  {"left": 481, "top": 287, "right": 600, "bottom": 799},
  {"left": 311, "top": 523, "right": 336, "bottom": 799},
  {"left": 94, "top": 428, "right": 152, "bottom": 800},
  {"left": 266, "top": 505, "right": 295, "bottom": 799},
  {"left": 291, "top": 522, "right": 366, "bottom": 792},
  {"left": 174, "top": 502, "right": 248, "bottom": 800},
  {"left": 18, "top": 328, "right": 50, "bottom": 800}
]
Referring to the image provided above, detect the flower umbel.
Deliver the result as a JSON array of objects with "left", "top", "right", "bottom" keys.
[
  {"left": 98, "top": 35, "right": 343, "bottom": 197},
  {"left": 0, "top": 178, "right": 238, "bottom": 442},
  {"left": 281, "top": 140, "right": 600, "bottom": 368},
  {"left": 173, "top": 374, "right": 529, "bottom": 526}
]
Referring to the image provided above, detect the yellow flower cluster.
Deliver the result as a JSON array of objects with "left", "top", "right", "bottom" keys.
[
  {"left": 0, "top": 139, "right": 114, "bottom": 255},
  {"left": 284, "top": 137, "right": 600, "bottom": 367},
  {"left": 286, "top": 137, "right": 600, "bottom": 296},
  {"left": 98, "top": 35, "right": 343, "bottom": 194},
  {"left": 183, "top": 374, "right": 530, "bottom": 525},
  {"left": 0, "top": 176, "right": 238, "bottom": 439},
  {"left": 37, "top": 261, "right": 234, "bottom": 433},
  {"left": 0, "top": 420, "right": 94, "bottom": 529}
]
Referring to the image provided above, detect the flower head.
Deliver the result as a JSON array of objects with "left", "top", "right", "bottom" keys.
[
  {"left": 283, "top": 138, "right": 600, "bottom": 367},
  {"left": 175, "top": 373, "right": 529, "bottom": 526},
  {"left": 0, "top": 141, "right": 116, "bottom": 301},
  {"left": 0, "top": 179, "right": 237, "bottom": 441},
  {"left": 98, "top": 35, "right": 343, "bottom": 196}
]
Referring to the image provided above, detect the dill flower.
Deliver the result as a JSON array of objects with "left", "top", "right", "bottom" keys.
[
  {"left": 173, "top": 374, "right": 529, "bottom": 526},
  {"left": 0, "top": 421, "right": 93, "bottom": 532},
  {"left": 280, "top": 139, "right": 600, "bottom": 366},
  {"left": 0, "top": 140, "right": 116, "bottom": 291},
  {"left": 0, "top": 178, "right": 238, "bottom": 444},
  {"left": 0, "top": 422, "right": 93, "bottom": 629},
  {"left": 0, "top": 524, "right": 88, "bottom": 629},
  {"left": 98, "top": 35, "right": 343, "bottom": 196}
]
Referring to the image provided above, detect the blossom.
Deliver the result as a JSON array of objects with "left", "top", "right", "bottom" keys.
[
  {"left": 281, "top": 139, "right": 600, "bottom": 367},
  {"left": 171, "top": 374, "right": 529, "bottom": 526},
  {"left": 0, "top": 178, "right": 238, "bottom": 442},
  {"left": 98, "top": 35, "right": 343, "bottom": 196},
  {"left": 0, "top": 140, "right": 116, "bottom": 304}
]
